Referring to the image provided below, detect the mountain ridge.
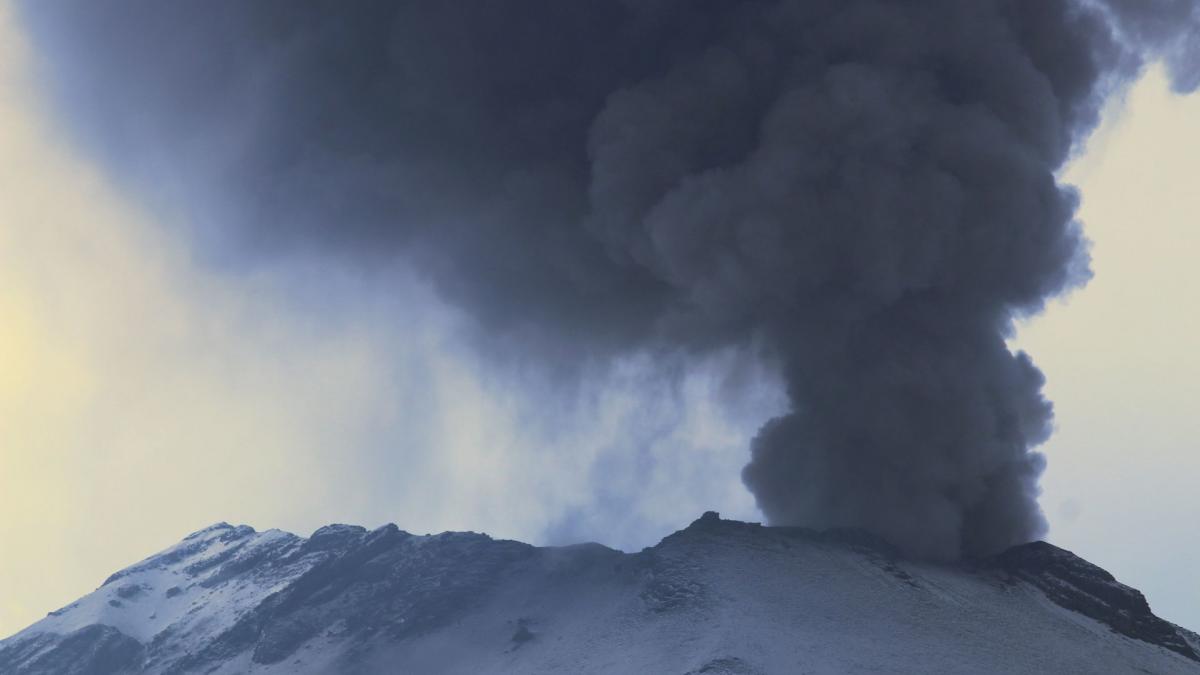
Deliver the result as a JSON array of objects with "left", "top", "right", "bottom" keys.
[{"left": 3, "top": 513, "right": 1196, "bottom": 674}]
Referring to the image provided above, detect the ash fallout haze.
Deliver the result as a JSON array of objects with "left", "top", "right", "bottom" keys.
[{"left": 5, "top": 0, "right": 1200, "bottom": 642}]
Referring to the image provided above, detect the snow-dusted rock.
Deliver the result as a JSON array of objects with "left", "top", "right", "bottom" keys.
[{"left": 2, "top": 514, "right": 1196, "bottom": 674}]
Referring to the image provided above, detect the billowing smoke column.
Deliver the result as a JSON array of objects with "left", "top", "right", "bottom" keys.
[{"left": 18, "top": 1, "right": 1196, "bottom": 558}]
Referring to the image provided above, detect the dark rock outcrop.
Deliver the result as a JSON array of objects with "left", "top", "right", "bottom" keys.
[{"left": 996, "top": 541, "right": 1198, "bottom": 661}]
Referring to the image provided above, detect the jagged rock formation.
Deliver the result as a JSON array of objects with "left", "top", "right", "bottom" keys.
[{"left": 2, "top": 514, "right": 1196, "bottom": 674}]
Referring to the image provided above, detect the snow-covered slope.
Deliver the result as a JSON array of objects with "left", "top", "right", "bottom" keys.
[{"left": 2, "top": 513, "right": 1196, "bottom": 674}]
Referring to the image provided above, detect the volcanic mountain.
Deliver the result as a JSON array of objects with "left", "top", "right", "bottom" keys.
[{"left": 2, "top": 513, "right": 1196, "bottom": 674}]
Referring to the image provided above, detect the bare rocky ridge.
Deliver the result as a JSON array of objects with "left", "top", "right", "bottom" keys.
[
  {"left": 2, "top": 513, "right": 1196, "bottom": 674},
  {"left": 995, "top": 540, "right": 1197, "bottom": 661}
]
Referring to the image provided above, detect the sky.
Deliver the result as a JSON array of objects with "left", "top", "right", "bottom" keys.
[
  {"left": 1013, "top": 64, "right": 1200, "bottom": 630},
  {"left": 0, "top": 3, "right": 778, "bottom": 637},
  {"left": 1, "top": 0, "right": 1198, "bottom": 638}
]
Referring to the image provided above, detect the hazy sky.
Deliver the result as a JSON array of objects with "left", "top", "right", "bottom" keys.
[
  {"left": 1012, "top": 64, "right": 1200, "bottom": 630},
  {"left": 0, "top": 3, "right": 778, "bottom": 637},
  {"left": 1, "top": 1, "right": 1198, "bottom": 638}
]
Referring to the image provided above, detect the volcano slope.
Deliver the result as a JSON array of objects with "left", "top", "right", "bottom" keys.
[{"left": 2, "top": 513, "right": 1196, "bottom": 674}]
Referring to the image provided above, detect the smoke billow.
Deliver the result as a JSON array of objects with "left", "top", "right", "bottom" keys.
[{"left": 17, "top": 1, "right": 1195, "bottom": 558}]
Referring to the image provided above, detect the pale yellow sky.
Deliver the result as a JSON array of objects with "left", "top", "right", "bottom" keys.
[
  {"left": 1014, "top": 65, "right": 1200, "bottom": 627},
  {"left": 0, "top": 2, "right": 407, "bottom": 633}
]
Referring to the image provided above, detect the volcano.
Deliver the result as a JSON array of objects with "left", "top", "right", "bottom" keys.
[{"left": 2, "top": 513, "right": 1195, "bottom": 674}]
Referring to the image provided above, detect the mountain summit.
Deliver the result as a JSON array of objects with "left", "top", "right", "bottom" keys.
[{"left": 2, "top": 514, "right": 1196, "bottom": 674}]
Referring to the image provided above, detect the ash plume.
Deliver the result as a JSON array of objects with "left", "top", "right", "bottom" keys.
[{"left": 17, "top": 1, "right": 1193, "bottom": 558}]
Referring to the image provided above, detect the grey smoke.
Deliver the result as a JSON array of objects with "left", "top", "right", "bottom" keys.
[
  {"left": 17, "top": 1, "right": 1194, "bottom": 559},
  {"left": 1097, "top": 0, "right": 1200, "bottom": 91}
]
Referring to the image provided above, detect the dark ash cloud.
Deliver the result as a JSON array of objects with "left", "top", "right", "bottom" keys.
[{"left": 17, "top": 0, "right": 1192, "bottom": 558}]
